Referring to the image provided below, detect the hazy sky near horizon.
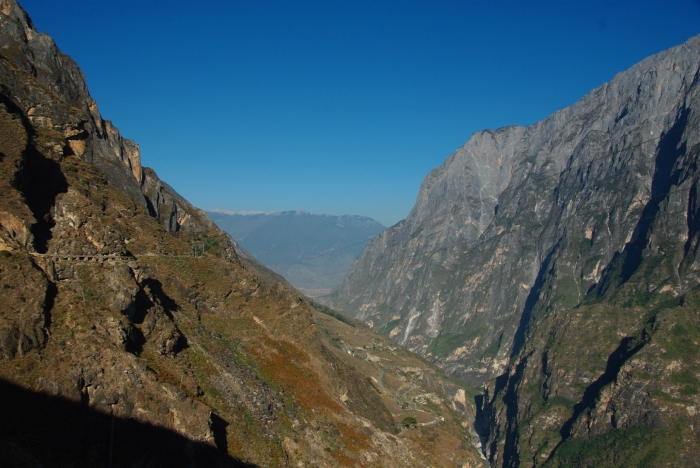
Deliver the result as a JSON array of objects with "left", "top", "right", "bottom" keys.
[{"left": 21, "top": 0, "right": 700, "bottom": 226}]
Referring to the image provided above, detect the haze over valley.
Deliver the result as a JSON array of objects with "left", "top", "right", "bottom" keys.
[{"left": 207, "top": 210, "right": 385, "bottom": 296}]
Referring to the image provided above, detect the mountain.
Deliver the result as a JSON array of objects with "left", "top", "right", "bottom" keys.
[
  {"left": 207, "top": 210, "right": 385, "bottom": 296},
  {"left": 325, "top": 34, "right": 700, "bottom": 465},
  {"left": 0, "top": 1, "right": 485, "bottom": 466}
]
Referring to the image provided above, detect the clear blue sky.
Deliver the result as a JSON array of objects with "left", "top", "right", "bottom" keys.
[{"left": 20, "top": 0, "right": 700, "bottom": 226}]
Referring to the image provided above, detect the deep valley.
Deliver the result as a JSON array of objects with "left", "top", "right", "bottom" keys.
[{"left": 1, "top": 0, "right": 700, "bottom": 467}]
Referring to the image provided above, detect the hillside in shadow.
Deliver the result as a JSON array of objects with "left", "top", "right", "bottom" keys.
[{"left": 0, "top": 379, "right": 256, "bottom": 468}]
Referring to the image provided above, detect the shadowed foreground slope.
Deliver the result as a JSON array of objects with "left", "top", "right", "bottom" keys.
[{"left": 0, "top": 379, "right": 254, "bottom": 467}]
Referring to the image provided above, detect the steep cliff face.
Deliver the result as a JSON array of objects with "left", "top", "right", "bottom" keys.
[
  {"left": 327, "top": 34, "right": 700, "bottom": 465},
  {"left": 328, "top": 34, "right": 700, "bottom": 381},
  {"left": 0, "top": 0, "right": 207, "bottom": 236},
  {"left": 0, "top": 1, "right": 485, "bottom": 466}
]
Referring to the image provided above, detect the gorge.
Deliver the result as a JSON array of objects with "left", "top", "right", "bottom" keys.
[{"left": 1, "top": 0, "right": 700, "bottom": 466}]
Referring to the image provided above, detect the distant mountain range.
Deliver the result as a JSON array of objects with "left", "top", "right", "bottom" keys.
[{"left": 207, "top": 210, "right": 385, "bottom": 295}]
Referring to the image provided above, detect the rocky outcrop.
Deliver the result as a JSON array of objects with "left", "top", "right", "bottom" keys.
[
  {"left": 328, "top": 34, "right": 700, "bottom": 465},
  {"left": 142, "top": 167, "right": 214, "bottom": 233},
  {"left": 0, "top": 0, "right": 208, "bottom": 236}
]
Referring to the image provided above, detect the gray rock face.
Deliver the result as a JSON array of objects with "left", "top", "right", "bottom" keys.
[
  {"left": 142, "top": 168, "right": 214, "bottom": 233},
  {"left": 328, "top": 34, "right": 700, "bottom": 384},
  {"left": 0, "top": 1, "right": 88, "bottom": 107},
  {"left": 330, "top": 33, "right": 700, "bottom": 465}
]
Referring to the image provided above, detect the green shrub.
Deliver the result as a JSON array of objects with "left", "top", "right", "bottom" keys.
[{"left": 401, "top": 416, "right": 417, "bottom": 427}]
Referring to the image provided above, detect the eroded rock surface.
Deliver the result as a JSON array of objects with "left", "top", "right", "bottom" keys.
[{"left": 327, "top": 34, "right": 700, "bottom": 466}]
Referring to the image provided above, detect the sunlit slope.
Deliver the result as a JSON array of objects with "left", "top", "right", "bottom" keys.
[
  {"left": 0, "top": 1, "right": 484, "bottom": 466},
  {"left": 328, "top": 32, "right": 700, "bottom": 466}
]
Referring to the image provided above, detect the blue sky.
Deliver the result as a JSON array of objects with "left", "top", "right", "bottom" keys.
[{"left": 21, "top": 0, "right": 700, "bottom": 226}]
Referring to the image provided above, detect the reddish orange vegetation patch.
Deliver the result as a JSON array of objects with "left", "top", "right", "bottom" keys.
[
  {"left": 400, "top": 426, "right": 469, "bottom": 466},
  {"left": 251, "top": 335, "right": 343, "bottom": 414},
  {"left": 330, "top": 448, "right": 357, "bottom": 466},
  {"left": 192, "top": 258, "right": 213, "bottom": 273},
  {"left": 331, "top": 422, "right": 374, "bottom": 466}
]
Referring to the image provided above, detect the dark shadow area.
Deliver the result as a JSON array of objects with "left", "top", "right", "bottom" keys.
[
  {"left": 476, "top": 369, "right": 510, "bottom": 465},
  {"left": 0, "top": 379, "right": 256, "bottom": 468},
  {"left": 144, "top": 194, "right": 158, "bottom": 218},
  {"left": 145, "top": 278, "right": 190, "bottom": 354},
  {"left": 684, "top": 179, "right": 700, "bottom": 258},
  {"left": 211, "top": 413, "right": 230, "bottom": 455},
  {"left": 171, "top": 333, "right": 189, "bottom": 355},
  {"left": 125, "top": 278, "right": 188, "bottom": 356},
  {"left": 472, "top": 393, "right": 489, "bottom": 455},
  {"left": 680, "top": 174, "right": 700, "bottom": 281},
  {"left": 500, "top": 357, "right": 529, "bottom": 468},
  {"left": 474, "top": 367, "right": 525, "bottom": 467},
  {"left": 124, "top": 325, "right": 146, "bottom": 356},
  {"left": 596, "top": 107, "right": 689, "bottom": 296},
  {"left": 477, "top": 260, "right": 568, "bottom": 467},
  {"left": 615, "top": 106, "right": 629, "bottom": 123},
  {"left": 121, "top": 285, "right": 148, "bottom": 355},
  {"left": 130, "top": 278, "right": 180, "bottom": 324},
  {"left": 510, "top": 248, "right": 555, "bottom": 358},
  {"left": 130, "top": 283, "right": 155, "bottom": 324},
  {"left": 144, "top": 278, "right": 179, "bottom": 319},
  {"left": 0, "top": 95, "right": 68, "bottom": 254},
  {"left": 42, "top": 278, "right": 58, "bottom": 332}
]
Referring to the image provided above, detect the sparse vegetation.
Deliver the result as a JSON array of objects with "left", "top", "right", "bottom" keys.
[{"left": 545, "top": 425, "right": 682, "bottom": 467}]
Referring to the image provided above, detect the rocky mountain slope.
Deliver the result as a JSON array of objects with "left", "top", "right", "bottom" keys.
[
  {"left": 0, "top": 1, "right": 484, "bottom": 466},
  {"left": 208, "top": 210, "right": 385, "bottom": 296},
  {"left": 326, "top": 34, "right": 700, "bottom": 465}
]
